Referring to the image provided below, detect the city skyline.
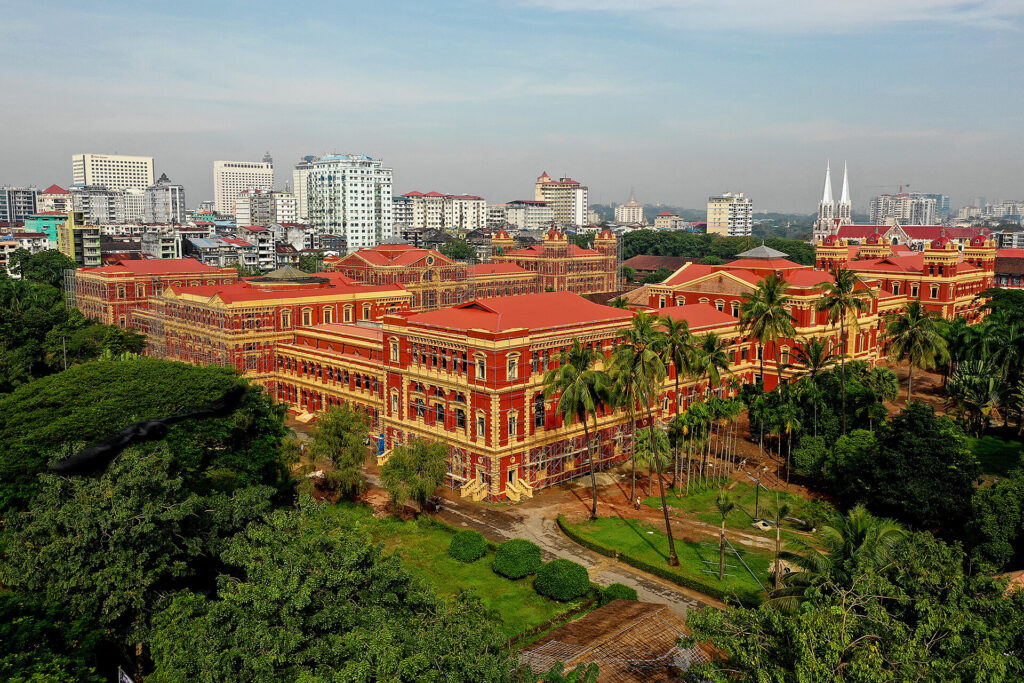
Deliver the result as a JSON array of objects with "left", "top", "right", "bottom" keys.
[{"left": 2, "top": 1, "right": 1023, "bottom": 211}]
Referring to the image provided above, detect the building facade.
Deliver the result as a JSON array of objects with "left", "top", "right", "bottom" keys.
[
  {"left": 307, "top": 154, "right": 393, "bottom": 252},
  {"left": 706, "top": 192, "right": 753, "bottom": 236},
  {"left": 58, "top": 212, "right": 102, "bottom": 267},
  {"left": 323, "top": 243, "right": 539, "bottom": 311},
  {"left": 213, "top": 158, "right": 274, "bottom": 215},
  {"left": 143, "top": 173, "right": 186, "bottom": 224},
  {"left": 71, "top": 258, "right": 237, "bottom": 327},
  {"left": 490, "top": 228, "right": 619, "bottom": 295},
  {"left": 869, "top": 193, "right": 938, "bottom": 226},
  {"left": 72, "top": 154, "right": 154, "bottom": 191},
  {"left": 505, "top": 200, "right": 554, "bottom": 230},
  {"left": 614, "top": 195, "right": 645, "bottom": 224},
  {"left": 292, "top": 155, "right": 320, "bottom": 221},
  {"left": 0, "top": 187, "right": 39, "bottom": 223},
  {"left": 37, "top": 185, "right": 70, "bottom": 213},
  {"left": 136, "top": 269, "right": 412, "bottom": 380},
  {"left": 534, "top": 172, "right": 588, "bottom": 226}
]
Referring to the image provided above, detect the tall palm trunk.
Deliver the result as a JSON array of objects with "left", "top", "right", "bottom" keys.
[
  {"left": 774, "top": 338, "right": 785, "bottom": 391},
  {"left": 718, "top": 517, "right": 727, "bottom": 580},
  {"left": 583, "top": 419, "right": 598, "bottom": 521},
  {"left": 907, "top": 364, "right": 914, "bottom": 403},
  {"left": 839, "top": 311, "right": 848, "bottom": 434},
  {"left": 773, "top": 521, "right": 782, "bottom": 590},
  {"left": 648, "top": 401, "right": 679, "bottom": 566},
  {"left": 629, "top": 408, "right": 637, "bottom": 503}
]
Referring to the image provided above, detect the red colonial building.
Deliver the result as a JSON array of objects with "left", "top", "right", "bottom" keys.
[
  {"left": 490, "top": 228, "right": 620, "bottom": 295},
  {"left": 71, "top": 258, "right": 238, "bottom": 327}
]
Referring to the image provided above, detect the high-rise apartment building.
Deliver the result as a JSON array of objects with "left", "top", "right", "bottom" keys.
[
  {"left": 869, "top": 193, "right": 937, "bottom": 226},
  {"left": 921, "top": 193, "right": 951, "bottom": 220},
  {"left": 144, "top": 173, "right": 186, "bottom": 224},
  {"left": 0, "top": 187, "right": 39, "bottom": 223},
  {"left": 534, "top": 172, "right": 588, "bottom": 226},
  {"left": 70, "top": 185, "right": 121, "bottom": 224},
  {"left": 71, "top": 154, "right": 154, "bottom": 191},
  {"left": 506, "top": 200, "right": 554, "bottom": 230},
  {"left": 399, "top": 191, "right": 487, "bottom": 230},
  {"left": 307, "top": 154, "right": 393, "bottom": 252},
  {"left": 487, "top": 204, "right": 508, "bottom": 228},
  {"left": 706, "top": 192, "right": 753, "bottom": 236},
  {"left": 292, "top": 155, "right": 320, "bottom": 221},
  {"left": 614, "top": 194, "right": 645, "bottom": 224},
  {"left": 58, "top": 211, "right": 102, "bottom": 266},
  {"left": 120, "top": 189, "right": 145, "bottom": 222},
  {"left": 213, "top": 156, "right": 274, "bottom": 215},
  {"left": 393, "top": 196, "right": 414, "bottom": 227},
  {"left": 273, "top": 192, "right": 297, "bottom": 224}
]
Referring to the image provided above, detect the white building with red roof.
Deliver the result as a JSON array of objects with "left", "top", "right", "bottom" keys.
[
  {"left": 535, "top": 172, "right": 589, "bottom": 226},
  {"left": 37, "top": 184, "right": 70, "bottom": 213}
]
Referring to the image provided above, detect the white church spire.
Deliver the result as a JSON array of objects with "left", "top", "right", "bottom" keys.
[
  {"left": 821, "top": 160, "right": 834, "bottom": 204},
  {"left": 837, "top": 161, "right": 852, "bottom": 223}
]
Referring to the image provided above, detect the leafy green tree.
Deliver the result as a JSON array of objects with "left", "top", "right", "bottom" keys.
[
  {"left": 544, "top": 339, "right": 611, "bottom": 520},
  {"left": 380, "top": 437, "right": 447, "bottom": 512},
  {"left": 440, "top": 239, "right": 477, "bottom": 262},
  {"left": 620, "top": 265, "right": 636, "bottom": 282},
  {"left": 306, "top": 405, "right": 370, "bottom": 498},
  {"left": 525, "top": 662, "right": 600, "bottom": 683},
  {"left": 824, "top": 429, "right": 878, "bottom": 495},
  {"left": 296, "top": 250, "right": 323, "bottom": 273},
  {"left": 769, "top": 497, "right": 792, "bottom": 590},
  {"left": 641, "top": 266, "right": 673, "bottom": 283},
  {"left": 612, "top": 311, "right": 677, "bottom": 565},
  {"left": 947, "top": 359, "right": 1003, "bottom": 435},
  {"left": 740, "top": 272, "right": 796, "bottom": 389},
  {"left": 0, "top": 449, "right": 275, "bottom": 661},
  {"left": 634, "top": 425, "right": 670, "bottom": 494},
  {"left": 608, "top": 295, "right": 629, "bottom": 308},
  {"left": 967, "top": 470, "right": 1024, "bottom": 572},
  {"left": 0, "top": 592, "right": 110, "bottom": 683},
  {"left": 699, "top": 255, "right": 724, "bottom": 265},
  {"left": 860, "top": 403, "right": 977, "bottom": 530},
  {"left": 0, "top": 357, "right": 289, "bottom": 511},
  {"left": 883, "top": 300, "right": 949, "bottom": 403},
  {"left": 815, "top": 266, "right": 875, "bottom": 433},
  {"left": 148, "top": 501, "right": 516, "bottom": 682},
  {"left": 17, "top": 249, "right": 77, "bottom": 288}
]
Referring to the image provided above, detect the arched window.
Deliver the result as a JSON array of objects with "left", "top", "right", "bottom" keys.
[
  {"left": 301, "top": 308, "right": 312, "bottom": 326},
  {"left": 322, "top": 307, "right": 334, "bottom": 324}
]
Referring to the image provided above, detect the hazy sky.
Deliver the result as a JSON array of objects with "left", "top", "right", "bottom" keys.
[{"left": 2, "top": 0, "right": 1022, "bottom": 212}]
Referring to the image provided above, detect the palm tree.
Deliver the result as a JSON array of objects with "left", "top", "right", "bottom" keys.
[
  {"left": 947, "top": 359, "right": 1002, "bottom": 435},
  {"left": 740, "top": 273, "right": 796, "bottom": 390},
  {"left": 938, "top": 316, "right": 973, "bottom": 386},
  {"left": 774, "top": 505, "right": 906, "bottom": 610},
  {"left": 543, "top": 339, "right": 610, "bottom": 521},
  {"left": 609, "top": 296, "right": 630, "bottom": 309},
  {"left": 770, "top": 496, "right": 792, "bottom": 590},
  {"left": 815, "top": 266, "right": 875, "bottom": 433},
  {"left": 882, "top": 301, "right": 949, "bottom": 403},
  {"left": 613, "top": 311, "right": 678, "bottom": 566},
  {"left": 716, "top": 490, "right": 735, "bottom": 580},
  {"left": 661, "top": 315, "right": 696, "bottom": 487}
]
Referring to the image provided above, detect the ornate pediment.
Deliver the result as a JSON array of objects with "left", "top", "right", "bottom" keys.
[{"left": 669, "top": 273, "right": 755, "bottom": 296}]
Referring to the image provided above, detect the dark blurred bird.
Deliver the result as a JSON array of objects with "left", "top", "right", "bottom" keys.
[{"left": 49, "top": 385, "right": 248, "bottom": 476}]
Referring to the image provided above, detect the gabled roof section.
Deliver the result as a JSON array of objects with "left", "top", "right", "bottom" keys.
[
  {"left": 42, "top": 184, "right": 68, "bottom": 194},
  {"left": 725, "top": 258, "right": 805, "bottom": 271},
  {"left": 658, "top": 303, "right": 738, "bottom": 331},
  {"left": 404, "top": 292, "right": 632, "bottom": 333},
  {"left": 734, "top": 244, "right": 788, "bottom": 259}
]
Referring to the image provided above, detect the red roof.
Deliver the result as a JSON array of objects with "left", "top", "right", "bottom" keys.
[
  {"left": 41, "top": 184, "right": 68, "bottom": 194},
  {"left": 850, "top": 254, "right": 926, "bottom": 274},
  {"left": 238, "top": 225, "right": 268, "bottom": 233},
  {"left": 836, "top": 225, "right": 883, "bottom": 239},
  {"left": 724, "top": 258, "right": 806, "bottom": 270},
  {"left": 783, "top": 270, "right": 835, "bottom": 288},
  {"left": 658, "top": 303, "right": 738, "bottom": 331},
  {"left": 82, "top": 258, "right": 227, "bottom": 275},
  {"left": 997, "top": 248, "right": 1024, "bottom": 258},
  {"left": 402, "top": 191, "right": 425, "bottom": 197},
  {"left": 404, "top": 292, "right": 631, "bottom": 333},
  {"left": 902, "top": 226, "right": 985, "bottom": 240},
  {"left": 466, "top": 263, "right": 530, "bottom": 276},
  {"left": 169, "top": 280, "right": 405, "bottom": 304},
  {"left": 656, "top": 212, "right": 676, "bottom": 217}
]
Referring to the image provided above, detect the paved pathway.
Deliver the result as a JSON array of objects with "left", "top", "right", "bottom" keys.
[{"left": 431, "top": 492, "right": 723, "bottom": 618}]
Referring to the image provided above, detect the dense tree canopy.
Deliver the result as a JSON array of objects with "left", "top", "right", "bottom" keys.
[
  {"left": 305, "top": 404, "right": 370, "bottom": 498},
  {"left": 0, "top": 357, "right": 289, "bottom": 511},
  {"left": 148, "top": 501, "right": 516, "bottom": 682},
  {"left": 620, "top": 230, "right": 815, "bottom": 265},
  {"left": 440, "top": 239, "right": 477, "bottom": 262},
  {"left": 687, "top": 522, "right": 1024, "bottom": 682}
]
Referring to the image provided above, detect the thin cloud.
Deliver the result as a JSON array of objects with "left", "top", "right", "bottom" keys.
[{"left": 510, "top": 0, "right": 1024, "bottom": 32}]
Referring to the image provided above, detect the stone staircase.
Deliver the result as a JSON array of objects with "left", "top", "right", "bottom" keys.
[
  {"left": 506, "top": 477, "right": 534, "bottom": 502},
  {"left": 376, "top": 448, "right": 392, "bottom": 467},
  {"left": 460, "top": 478, "right": 488, "bottom": 501}
]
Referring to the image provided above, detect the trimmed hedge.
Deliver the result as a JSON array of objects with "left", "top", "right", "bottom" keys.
[
  {"left": 420, "top": 516, "right": 500, "bottom": 551},
  {"left": 493, "top": 539, "right": 543, "bottom": 579},
  {"left": 448, "top": 530, "right": 488, "bottom": 563},
  {"left": 600, "top": 583, "right": 638, "bottom": 605},
  {"left": 556, "top": 515, "right": 762, "bottom": 607},
  {"left": 534, "top": 559, "right": 590, "bottom": 602}
]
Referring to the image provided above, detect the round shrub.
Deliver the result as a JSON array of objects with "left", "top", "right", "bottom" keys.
[
  {"left": 534, "top": 559, "right": 590, "bottom": 601},
  {"left": 493, "top": 539, "right": 543, "bottom": 579},
  {"left": 448, "top": 530, "right": 488, "bottom": 563},
  {"left": 600, "top": 583, "right": 638, "bottom": 605}
]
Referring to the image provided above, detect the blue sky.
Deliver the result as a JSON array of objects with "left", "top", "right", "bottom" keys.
[{"left": 2, "top": 0, "right": 1022, "bottom": 211}]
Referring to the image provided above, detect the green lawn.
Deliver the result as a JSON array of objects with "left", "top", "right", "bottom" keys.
[
  {"left": 322, "top": 504, "right": 583, "bottom": 638},
  {"left": 564, "top": 515, "right": 769, "bottom": 606},
  {"left": 970, "top": 436, "right": 1024, "bottom": 476},
  {"left": 644, "top": 480, "right": 807, "bottom": 539}
]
